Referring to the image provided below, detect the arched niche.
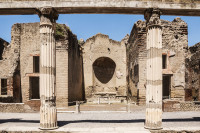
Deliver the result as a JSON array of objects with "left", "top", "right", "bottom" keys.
[{"left": 93, "top": 57, "right": 116, "bottom": 84}]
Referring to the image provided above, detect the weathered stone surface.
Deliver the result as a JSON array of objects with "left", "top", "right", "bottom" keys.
[
  {"left": 144, "top": 8, "right": 163, "bottom": 130},
  {"left": 39, "top": 8, "right": 58, "bottom": 129},
  {"left": 0, "top": 25, "right": 20, "bottom": 78},
  {"left": 0, "top": 38, "right": 9, "bottom": 60},
  {"left": 0, "top": 22, "right": 84, "bottom": 112},
  {"left": 163, "top": 100, "right": 200, "bottom": 112},
  {"left": 82, "top": 33, "right": 127, "bottom": 103},
  {"left": 185, "top": 43, "right": 200, "bottom": 101},
  {"left": 127, "top": 17, "right": 188, "bottom": 104},
  {"left": 0, "top": 25, "right": 21, "bottom": 103}
]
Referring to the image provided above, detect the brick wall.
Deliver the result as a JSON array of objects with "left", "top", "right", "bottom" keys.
[
  {"left": 127, "top": 20, "right": 147, "bottom": 104},
  {"left": 68, "top": 28, "right": 84, "bottom": 104},
  {"left": 185, "top": 43, "right": 200, "bottom": 101},
  {"left": 17, "top": 23, "right": 83, "bottom": 109},
  {"left": 127, "top": 17, "right": 188, "bottom": 104},
  {"left": 0, "top": 24, "right": 21, "bottom": 102},
  {"left": 83, "top": 33, "right": 127, "bottom": 101}
]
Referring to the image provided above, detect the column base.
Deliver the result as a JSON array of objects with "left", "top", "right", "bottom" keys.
[
  {"left": 145, "top": 105, "right": 162, "bottom": 130},
  {"left": 40, "top": 104, "right": 57, "bottom": 130},
  {"left": 144, "top": 126, "right": 162, "bottom": 130},
  {"left": 39, "top": 126, "right": 58, "bottom": 130}
]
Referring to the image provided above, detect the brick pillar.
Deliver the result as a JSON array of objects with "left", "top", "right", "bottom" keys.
[
  {"left": 37, "top": 7, "right": 59, "bottom": 130},
  {"left": 144, "top": 8, "right": 163, "bottom": 130}
]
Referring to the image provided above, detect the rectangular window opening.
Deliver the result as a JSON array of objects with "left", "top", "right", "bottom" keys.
[
  {"left": 33, "top": 56, "right": 40, "bottom": 73},
  {"left": 162, "top": 54, "right": 167, "bottom": 69},
  {"left": 1, "top": 79, "right": 7, "bottom": 95},
  {"left": 134, "top": 64, "right": 139, "bottom": 76},
  {"left": 162, "top": 75, "right": 170, "bottom": 99},
  {"left": 30, "top": 77, "right": 40, "bottom": 99}
]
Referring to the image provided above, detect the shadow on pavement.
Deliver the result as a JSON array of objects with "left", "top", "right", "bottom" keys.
[
  {"left": 0, "top": 117, "right": 199, "bottom": 128},
  {"left": 163, "top": 117, "right": 200, "bottom": 122},
  {"left": 0, "top": 119, "right": 39, "bottom": 123},
  {"left": 58, "top": 117, "right": 200, "bottom": 127},
  {"left": 58, "top": 119, "right": 145, "bottom": 127}
]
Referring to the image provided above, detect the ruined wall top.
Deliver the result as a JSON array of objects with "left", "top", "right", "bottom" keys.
[
  {"left": 0, "top": 38, "right": 9, "bottom": 60},
  {"left": 0, "top": 24, "right": 21, "bottom": 78},
  {"left": 189, "top": 42, "right": 200, "bottom": 54},
  {"left": 84, "top": 33, "right": 121, "bottom": 46},
  {"left": 128, "top": 17, "right": 187, "bottom": 46}
]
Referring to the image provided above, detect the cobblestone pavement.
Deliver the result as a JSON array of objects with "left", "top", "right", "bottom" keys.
[{"left": 0, "top": 110, "right": 200, "bottom": 133}]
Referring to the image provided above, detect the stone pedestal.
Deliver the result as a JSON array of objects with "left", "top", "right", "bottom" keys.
[
  {"left": 144, "top": 8, "right": 163, "bottom": 130},
  {"left": 37, "top": 7, "right": 59, "bottom": 130}
]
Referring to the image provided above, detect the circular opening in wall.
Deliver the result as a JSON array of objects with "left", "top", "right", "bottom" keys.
[{"left": 93, "top": 57, "right": 116, "bottom": 84}]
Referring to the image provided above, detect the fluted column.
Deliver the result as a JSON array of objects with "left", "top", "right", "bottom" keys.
[
  {"left": 37, "top": 7, "right": 59, "bottom": 130},
  {"left": 144, "top": 8, "right": 163, "bottom": 130}
]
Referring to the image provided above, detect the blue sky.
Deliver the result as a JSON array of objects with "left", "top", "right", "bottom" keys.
[{"left": 0, "top": 14, "right": 199, "bottom": 46}]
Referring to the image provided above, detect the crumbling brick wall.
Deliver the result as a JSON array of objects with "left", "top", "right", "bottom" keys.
[
  {"left": 0, "top": 24, "right": 21, "bottom": 103},
  {"left": 162, "top": 18, "right": 188, "bottom": 101},
  {"left": 185, "top": 43, "right": 200, "bottom": 101},
  {"left": 0, "top": 38, "right": 9, "bottom": 60},
  {"left": 68, "top": 29, "right": 84, "bottom": 104},
  {"left": 82, "top": 33, "right": 127, "bottom": 102},
  {"left": 127, "top": 20, "right": 147, "bottom": 104},
  {"left": 127, "top": 17, "right": 188, "bottom": 104},
  {"left": 19, "top": 23, "right": 84, "bottom": 109},
  {"left": 0, "top": 22, "right": 84, "bottom": 110},
  {"left": 17, "top": 23, "right": 41, "bottom": 110},
  {"left": 19, "top": 23, "right": 40, "bottom": 108},
  {"left": 55, "top": 24, "right": 84, "bottom": 106}
]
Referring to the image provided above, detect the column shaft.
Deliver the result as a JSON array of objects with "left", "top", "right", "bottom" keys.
[
  {"left": 37, "top": 7, "right": 58, "bottom": 130},
  {"left": 144, "top": 8, "right": 163, "bottom": 130}
]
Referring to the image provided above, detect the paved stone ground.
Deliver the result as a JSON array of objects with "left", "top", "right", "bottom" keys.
[{"left": 0, "top": 110, "right": 200, "bottom": 133}]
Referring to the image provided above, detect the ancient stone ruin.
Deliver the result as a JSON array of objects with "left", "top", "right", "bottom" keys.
[
  {"left": 186, "top": 42, "right": 200, "bottom": 101},
  {"left": 0, "top": 16, "right": 199, "bottom": 115},
  {"left": 82, "top": 33, "right": 127, "bottom": 103},
  {"left": 127, "top": 17, "right": 188, "bottom": 106},
  {"left": 0, "top": 0, "right": 200, "bottom": 129},
  {"left": 0, "top": 23, "right": 84, "bottom": 111}
]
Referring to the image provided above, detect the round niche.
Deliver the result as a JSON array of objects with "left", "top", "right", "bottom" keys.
[{"left": 93, "top": 57, "right": 116, "bottom": 84}]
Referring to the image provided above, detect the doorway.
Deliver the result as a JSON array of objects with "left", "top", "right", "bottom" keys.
[
  {"left": 162, "top": 75, "right": 171, "bottom": 99},
  {"left": 29, "top": 77, "right": 40, "bottom": 99}
]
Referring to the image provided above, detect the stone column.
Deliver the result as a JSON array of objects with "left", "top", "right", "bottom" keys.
[
  {"left": 37, "top": 7, "right": 59, "bottom": 130},
  {"left": 144, "top": 8, "right": 163, "bottom": 130}
]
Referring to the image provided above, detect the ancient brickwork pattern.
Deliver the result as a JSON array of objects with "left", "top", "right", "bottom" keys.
[
  {"left": 0, "top": 24, "right": 21, "bottom": 102},
  {"left": 83, "top": 33, "right": 127, "bottom": 101},
  {"left": 5, "top": 22, "right": 84, "bottom": 110},
  {"left": 127, "top": 20, "right": 147, "bottom": 103},
  {"left": 185, "top": 43, "right": 200, "bottom": 101},
  {"left": 127, "top": 17, "right": 188, "bottom": 104},
  {"left": 68, "top": 30, "right": 84, "bottom": 104},
  {"left": 163, "top": 101, "right": 200, "bottom": 112},
  {"left": 162, "top": 18, "right": 188, "bottom": 100},
  {"left": 20, "top": 23, "right": 40, "bottom": 105}
]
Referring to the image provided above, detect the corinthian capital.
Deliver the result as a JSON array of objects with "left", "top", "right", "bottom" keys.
[
  {"left": 144, "top": 8, "right": 162, "bottom": 27},
  {"left": 36, "top": 7, "right": 59, "bottom": 25}
]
